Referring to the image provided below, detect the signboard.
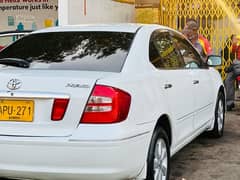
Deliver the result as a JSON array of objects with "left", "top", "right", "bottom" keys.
[{"left": 0, "top": 0, "right": 58, "bottom": 31}]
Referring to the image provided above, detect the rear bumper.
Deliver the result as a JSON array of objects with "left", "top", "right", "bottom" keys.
[{"left": 0, "top": 132, "right": 150, "bottom": 180}]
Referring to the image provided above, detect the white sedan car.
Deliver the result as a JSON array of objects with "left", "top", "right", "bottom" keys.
[{"left": 0, "top": 24, "right": 224, "bottom": 180}]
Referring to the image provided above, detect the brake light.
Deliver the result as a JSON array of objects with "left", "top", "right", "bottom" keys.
[
  {"left": 81, "top": 85, "right": 131, "bottom": 123},
  {"left": 51, "top": 98, "right": 69, "bottom": 121}
]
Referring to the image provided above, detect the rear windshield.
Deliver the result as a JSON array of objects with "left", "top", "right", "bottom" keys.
[{"left": 0, "top": 32, "right": 135, "bottom": 72}]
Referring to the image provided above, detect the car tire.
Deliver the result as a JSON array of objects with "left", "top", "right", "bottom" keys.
[
  {"left": 146, "top": 127, "right": 170, "bottom": 180},
  {"left": 209, "top": 92, "right": 225, "bottom": 138}
]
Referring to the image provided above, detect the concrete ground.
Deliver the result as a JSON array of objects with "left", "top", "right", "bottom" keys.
[{"left": 170, "top": 91, "right": 240, "bottom": 180}]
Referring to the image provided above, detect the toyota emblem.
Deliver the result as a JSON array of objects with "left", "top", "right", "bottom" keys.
[{"left": 7, "top": 79, "right": 22, "bottom": 90}]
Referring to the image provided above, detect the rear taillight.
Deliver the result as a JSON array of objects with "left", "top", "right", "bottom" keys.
[
  {"left": 51, "top": 98, "right": 69, "bottom": 121},
  {"left": 81, "top": 85, "right": 131, "bottom": 124}
]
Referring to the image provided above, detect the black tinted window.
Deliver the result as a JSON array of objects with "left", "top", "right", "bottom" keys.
[
  {"left": 0, "top": 32, "right": 134, "bottom": 72},
  {"left": 149, "top": 30, "right": 185, "bottom": 69},
  {"left": 172, "top": 36, "right": 204, "bottom": 69}
]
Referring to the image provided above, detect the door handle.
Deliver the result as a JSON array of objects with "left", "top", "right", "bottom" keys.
[
  {"left": 164, "top": 84, "right": 173, "bottom": 89},
  {"left": 193, "top": 80, "right": 199, "bottom": 84}
]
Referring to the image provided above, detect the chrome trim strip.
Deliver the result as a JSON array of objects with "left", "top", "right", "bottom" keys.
[
  {"left": 0, "top": 131, "right": 151, "bottom": 142},
  {"left": 177, "top": 111, "right": 194, "bottom": 121},
  {"left": 0, "top": 134, "right": 71, "bottom": 138},
  {"left": 69, "top": 131, "right": 151, "bottom": 142},
  {"left": 177, "top": 103, "right": 213, "bottom": 121},
  {"left": 136, "top": 121, "right": 155, "bottom": 125},
  {"left": 0, "top": 33, "right": 30, "bottom": 37},
  {"left": 0, "top": 91, "right": 70, "bottom": 99},
  {"left": 196, "top": 103, "right": 213, "bottom": 112},
  {"left": 0, "top": 31, "right": 32, "bottom": 37}
]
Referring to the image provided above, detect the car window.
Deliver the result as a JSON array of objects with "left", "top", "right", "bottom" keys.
[
  {"left": 0, "top": 35, "right": 23, "bottom": 47},
  {"left": 0, "top": 32, "right": 134, "bottom": 72},
  {"left": 149, "top": 30, "right": 185, "bottom": 69},
  {"left": 0, "top": 36, "right": 15, "bottom": 48},
  {"left": 0, "top": 31, "right": 32, "bottom": 50},
  {"left": 171, "top": 35, "right": 204, "bottom": 69}
]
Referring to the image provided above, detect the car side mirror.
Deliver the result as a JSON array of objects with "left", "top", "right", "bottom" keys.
[{"left": 207, "top": 55, "right": 222, "bottom": 66}]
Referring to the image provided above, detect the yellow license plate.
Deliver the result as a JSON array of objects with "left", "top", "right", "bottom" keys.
[{"left": 0, "top": 100, "right": 34, "bottom": 122}]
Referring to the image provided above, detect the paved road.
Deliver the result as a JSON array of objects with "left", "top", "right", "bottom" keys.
[{"left": 170, "top": 92, "right": 240, "bottom": 180}]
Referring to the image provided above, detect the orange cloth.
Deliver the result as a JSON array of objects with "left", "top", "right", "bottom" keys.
[
  {"left": 231, "top": 35, "right": 240, "bottom": 60},
  {"left": 198, "top": 34, "right": 212, "bottom": 56},
  {"left": 232, "top": 44, "right": 240, "bottom": 60}
]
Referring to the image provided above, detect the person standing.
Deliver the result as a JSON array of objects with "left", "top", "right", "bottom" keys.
[
  {"left": 224, "top": 34, "right": 240, "bottom": 110},
  {"left": 182, "top": 19, "right": 213, "bottom": 59}
]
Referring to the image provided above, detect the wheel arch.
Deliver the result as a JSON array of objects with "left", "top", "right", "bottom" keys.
[
  {"left": 207, "top": 85, "right": 225, "bottom": 131},
  {"left": 217, "top": 85, "right": 226, "bottom": 111},
  {"left": 219, "top": 85, "right": 225, "bottom": 102},
  {"left": 154, "top": 114, "right": 172, "bottom": 146},
  {"left": 136, "top": 115, "right": 173, "bottom": 179}
]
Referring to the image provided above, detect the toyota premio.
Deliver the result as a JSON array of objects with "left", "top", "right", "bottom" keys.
[{"left": 0, "top": 24, "right": 225, "bottom": 180}]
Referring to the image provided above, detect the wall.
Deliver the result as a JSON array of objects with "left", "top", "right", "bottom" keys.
[
  {"left": 136, "top": 8, "right": 159, "bottom": 24},
  {"left": 0, "top": 0, "right": 58, "bottom": 31},
  {"left": 59, "top": 0, "right": 135, "bottom": 25},
  {"left": 0, "top": 0, "right": 134, "bottom": 30}
]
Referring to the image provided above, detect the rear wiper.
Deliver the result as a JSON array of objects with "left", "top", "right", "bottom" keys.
[{"left": 0, "top": 58, "right": 30, "bottom": 68}]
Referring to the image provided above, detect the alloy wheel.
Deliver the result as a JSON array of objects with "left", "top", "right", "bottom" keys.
[
  {"left": 153, "top": 139, "right": 168, "bottom": 180},
  {"left": 217, "top": 99, "right": 224, "bottom": 132}
]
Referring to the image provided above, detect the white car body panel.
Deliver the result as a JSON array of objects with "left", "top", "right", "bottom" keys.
[
  {"left": 159, "top": 69, "right": 195, "bottom": 145},
  {"left": 0, "top": 70, "right": 119, "bottom": 137},
  {"left": 0, "top": 24, "right": 224, "bottom": 180},
  {"left": 190, "top": 69, "right": 214, "bottom": 129}
]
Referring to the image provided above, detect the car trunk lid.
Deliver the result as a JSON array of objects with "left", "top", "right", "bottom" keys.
[{"left": 0, "top": 69, "right": 114, "bottom": 137}]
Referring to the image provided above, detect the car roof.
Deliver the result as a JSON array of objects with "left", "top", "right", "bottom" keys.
[
  {"left": 32, "top": 24, "right": 143, "bottom": 33},
  {"left": 31, "top": 23, "right": 171, "bottom": 34},
  {"left": 0, "top": 30, "right": 33, "bottom": 37}
]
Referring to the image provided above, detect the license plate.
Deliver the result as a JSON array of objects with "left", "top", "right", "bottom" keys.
[{"left": 0, "top": 100, "right": 34, "bottom": 122}]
